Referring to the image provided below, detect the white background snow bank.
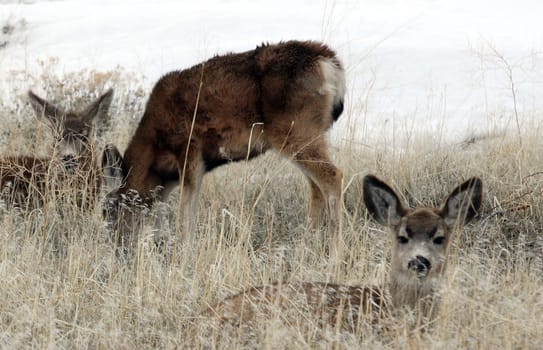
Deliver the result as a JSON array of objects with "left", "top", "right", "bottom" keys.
[{"left": 1, "top": 0, "right": 542, "bottom": 142}]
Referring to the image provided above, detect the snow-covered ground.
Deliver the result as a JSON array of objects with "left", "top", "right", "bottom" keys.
[{"left": 1, "top": 0, "right": 542, "bottom": 142}]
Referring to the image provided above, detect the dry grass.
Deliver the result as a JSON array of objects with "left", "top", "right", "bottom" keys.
[{"left": 0, "top": 67, "right": 542, "bottom": 349}]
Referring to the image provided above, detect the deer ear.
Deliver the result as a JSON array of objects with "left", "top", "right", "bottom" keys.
[
  {"left": 440, "top": 177, "right": 483, "bottom": 228},
  {"left": 82, "top": 89, "right": 114, "bottom": 124},
  {"left": 101, "top": 143, "right": 126, "bottom": 190},
  {"left": 28, "top": 90, "right": 65, "bottom": 128},
  {"left": 363, "top": 175, "right": 406, "bottom": 227}
]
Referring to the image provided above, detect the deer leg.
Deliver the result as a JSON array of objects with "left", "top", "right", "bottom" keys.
[
  {"left": 267, "top": 127, "right": 342, "bottom": 232},
  {"left": 308, "top": 179, "right": 326, "bottom": 230},
  {"left": 292, "top": 141, "right": 343, "bottom": 233},
  {"left": 177, "top": 146, "right": 205, "bottom": 240}
]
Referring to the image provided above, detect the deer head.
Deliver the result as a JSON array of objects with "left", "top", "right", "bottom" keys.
[
  {"left": 28, "top": 89, "right": 113, "bottom": 170},
  {"left": 363, "top": 175, "right": 483, "bottom": 309}
]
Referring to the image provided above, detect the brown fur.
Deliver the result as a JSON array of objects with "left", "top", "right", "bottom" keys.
[
  {"left": 0, "top": 90, "right": 113, "bottom": 210},
  {"left": 207, "top": 282, "right": 387, "bottom": 333},
  {"left": 104, "top": 40, "right": 346, "bottom": 243},
  {"left": 206, "top": 175, "right": 483, "bottom": 331}
]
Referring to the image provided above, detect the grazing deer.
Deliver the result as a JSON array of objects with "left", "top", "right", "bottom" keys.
[
  {"left": 0, "top": 89, "right": 114, "bottom": 210},
  {"left": 103, "top": 40, "right": 346, "bottom": 244},
  {"left": 206, "top": 175, "right": 483, "bottom": 331}
]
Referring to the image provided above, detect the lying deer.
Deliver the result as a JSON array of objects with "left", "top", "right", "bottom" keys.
[
  {"left": 0, "top": 89, "right": 113, "bottom": 210},
  {"left": 103, "top": 40, "right": 346, "bottom": 245},
  {"left": 206, "top": 175, "right": 483, "bottom": 331}
]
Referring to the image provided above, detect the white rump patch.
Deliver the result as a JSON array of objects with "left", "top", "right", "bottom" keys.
[{"left": 319, "top": 58, "right": 346, "bottom": 106}]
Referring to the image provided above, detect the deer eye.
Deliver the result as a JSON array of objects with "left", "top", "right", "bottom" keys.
[
  {"left": 433, "top": 236, "right": 445, "bottom": 245},
  {"left": 397, "top": 236, "right": 409, "bottom": 244}
]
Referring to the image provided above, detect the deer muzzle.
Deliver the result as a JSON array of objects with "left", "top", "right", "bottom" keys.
[{"left": 408, "top": 255, "right": 432, "bottom": 277}]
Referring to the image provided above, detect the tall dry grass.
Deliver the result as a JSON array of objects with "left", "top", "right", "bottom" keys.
[{"left": 0, "top": 65, "right": 542, "bottom": 349}]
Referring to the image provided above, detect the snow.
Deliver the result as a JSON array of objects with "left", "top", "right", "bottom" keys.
[{"left": 1, "top": 0, "right": 542, "bottom": 142}]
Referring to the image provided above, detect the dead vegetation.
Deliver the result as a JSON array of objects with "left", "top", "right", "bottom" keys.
[{"left": 0, "top": 67, "right": 541, "bottom": 349}]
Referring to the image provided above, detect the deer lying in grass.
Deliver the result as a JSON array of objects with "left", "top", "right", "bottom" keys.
[
  {"left": 103, "top": 40, "right": 346, "bottom": 246},
  {"left": 0, "top": 89, "right": 113, "bottom": 210},
  {"left": 207, "top": 175, "right": 483, "bottom": 331}
]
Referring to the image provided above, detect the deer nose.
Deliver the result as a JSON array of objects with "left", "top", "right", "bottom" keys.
[
  {"left": 62, "top": 154, "right": 74, "bottom": 162},
  {"left": 408, "top": 255, "right": 432, "bottom": 276},
  {"left": 62, "top": 155, "right": 78, "bottom": 170}
]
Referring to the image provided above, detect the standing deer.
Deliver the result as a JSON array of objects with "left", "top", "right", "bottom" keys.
[
  {"left": 0, "top": 89, "right": 114, "bottom": 210},
  {"left": 206, "top": 175, "right": 483, "bottom": 331},
  {"left": 104, "top": 40, "right": 346, "bottom": 244}
]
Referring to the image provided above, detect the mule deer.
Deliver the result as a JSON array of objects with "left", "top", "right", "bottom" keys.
[
  {"left": 0, "top": 89, "right": 113, "bottom": 210},
  {"left": 104, "top": 40, "right": 346, "bottom": 244},
  {"left": 206, "top": 175, "right": 483, "bottom": 331}
]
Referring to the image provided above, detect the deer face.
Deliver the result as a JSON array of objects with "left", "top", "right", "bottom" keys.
[
  {"left": 28, "top": 89, "right": 113, "bottom": 171},
  {"left": 56, "top": 115, "right": 92, "bottom": 171},
  {"left": 392, "top": 208, "right": 451, "bottom": 281},
  {"left": 363, "top": 175, "right": 483, "bottom": 286}
]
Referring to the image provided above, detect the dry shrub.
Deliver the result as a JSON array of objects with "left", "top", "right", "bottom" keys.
[{"left": 0, "top": 66, "right": 542, "bottom": 349}]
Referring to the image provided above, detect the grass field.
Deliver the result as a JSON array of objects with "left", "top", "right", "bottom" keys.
[{"left": 0, "top": 66, "right": 542, "bottom": 349}]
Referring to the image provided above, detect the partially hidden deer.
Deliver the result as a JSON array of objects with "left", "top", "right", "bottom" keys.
[
  {"left": 0, "top": 89, "right": 114, "bottom": 210},
  {"left": 206, "top": 175, "right": 483, "bottom": 331},
  {"left": 103, "top": 40, "right": 346, "bottom": 245}
]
